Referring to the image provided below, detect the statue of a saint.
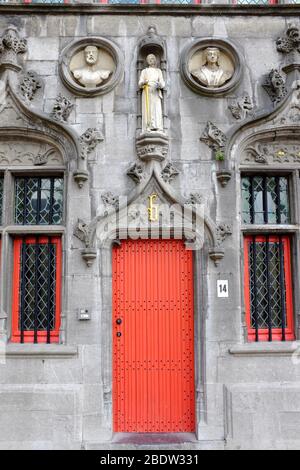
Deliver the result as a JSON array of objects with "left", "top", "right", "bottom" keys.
[
  {"left": 138, "top": 54, "right": 165, "bottom": 133},
  {"left": 191, "top": 47, "right": 232, "bottom": 88},
  {"left": 72, "top": 46, "right": 112, "bottom": 89}
]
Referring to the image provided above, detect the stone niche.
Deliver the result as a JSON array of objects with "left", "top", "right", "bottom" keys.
[
  {"left": 180, "top": 38, "right": 243, "bottom": 97},
  {"left": 59, "top": 37, "right": 124, "bottom": 97}
]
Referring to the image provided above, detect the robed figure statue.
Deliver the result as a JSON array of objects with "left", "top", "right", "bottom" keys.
[{"left": 138, "top": 54, "right": 165, "bottom": 133}]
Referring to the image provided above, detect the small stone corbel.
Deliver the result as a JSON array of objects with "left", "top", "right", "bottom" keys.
[
  {"left": 209, "top": 223, "right": 232, "bottom": 266},
  {"left": 216, "top": 170, "right": 232, "bottom": 188},
  {"left": 0, "top": 25, "right": 27, "bottom": 72},
  {"left": 73, "top": 219, "right": 97, "bottom": 267}
]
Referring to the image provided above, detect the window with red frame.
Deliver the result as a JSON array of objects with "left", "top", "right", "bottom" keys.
[
  {"left": 12, "top": 236, "right": 62, "bottom": 344},
  {"left": 244, "top": 235, "right": 294, "bottom": 342}
]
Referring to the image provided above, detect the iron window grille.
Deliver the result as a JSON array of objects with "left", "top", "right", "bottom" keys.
[
  {"left": 15, "top": 177, "right": 63, "bottom": 225},
  {"left": 242, "top": 175, "right": 290, "bottom": 225},
  {"left": 12, "top": 236, "right": 62, "bottom": 343},
  {"left": 244, "top": 235, "right": 294, "bottom": 342}
]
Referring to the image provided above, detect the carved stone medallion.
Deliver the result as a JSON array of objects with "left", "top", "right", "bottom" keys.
[
  {"left": 59, "top": 37, "right": 124, "bottom": 97},
  {"left": 180, "top": 38, "right": 243, "bottom": 97}
]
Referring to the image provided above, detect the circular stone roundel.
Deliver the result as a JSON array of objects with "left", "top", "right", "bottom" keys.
[
  {"left": 180, "top": 38, "right": 243, "bottom": 97},
  {"left": 59, "top": 37, "right": 124, "bottom": 97}
]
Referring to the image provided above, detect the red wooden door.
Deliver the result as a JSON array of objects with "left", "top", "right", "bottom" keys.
[{"left": 113, "top": 239, "right": 195, "bottom": 433}]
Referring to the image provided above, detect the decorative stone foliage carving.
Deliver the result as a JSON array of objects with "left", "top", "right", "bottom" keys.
[
  {"left": 74, "top": 219, "right": 90, "bottom": 246},
  {"left": 161, "top": 162, "right": 179, "bottom": 183},
  {"left": 263, "top": 69, "right": 288, "bottom": 104},
  {"left": 242, "top": 141, "right": 300, "bottom": 165},
  {"left": 136, "top": 133, "right": 168, "bottom": 162},
  {"left": 74, "top": 219, "right": 96, "bottom": 267},
  {"left": 79, "top": 128, "right": 103, "bottom": 160},
  {"left": 180, "top": 38, "right": 243, "bottom": 97},
  {"left": 59, "top": 37, "right": 124, "bottom": 97},
  {"left": 0, "top": 26, "right": 27, "bottom": 72},
  {"left": 216, "top": 223, "right": 232, "bottom": 247},
  {"left": 50, "top": 94, "right": 74, "bottom": 123},
  {"left": 276, "top": 24, "right": 300, "bottom": 55},
  {"left": 229, "top": 94, "right": 254, "bottom": 120},
  {"left": 127, "top": 162, "right": 145, "bottom": 184},
  {"left": 19, "top": 71, "right": 42, "bottom": 102},
  {"left": 185, "top": 192, "right": 203, "bottom": 205},
  {"left": 200, "top": 121, "right": 227, "bottom": 151},
  {"left": 0, "top": 141, "right": 63, "bottom": 167},
  {"left": 101, "top": 192, "right": 119, "bottom": 208}
]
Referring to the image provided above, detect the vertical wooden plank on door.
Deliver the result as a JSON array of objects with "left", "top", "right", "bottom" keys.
[{"left": 113, "top": 239, "right": 195, "bottom": 433}]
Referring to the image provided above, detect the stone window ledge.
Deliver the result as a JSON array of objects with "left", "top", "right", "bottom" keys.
[
  {"left": 4, "top": 344, "right": 78, "bottom": 359},
  {"left": 229, "top": 341, "right": 300, "bottom": 357}
]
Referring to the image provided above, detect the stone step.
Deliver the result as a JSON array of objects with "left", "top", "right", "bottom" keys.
[{"left": 84, "top": 440, "right": 225, "bottom": 451}]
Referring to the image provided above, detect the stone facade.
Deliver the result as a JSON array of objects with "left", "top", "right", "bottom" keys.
[{"left": 0, "top": 4, "right": 300, "bottom": 451}]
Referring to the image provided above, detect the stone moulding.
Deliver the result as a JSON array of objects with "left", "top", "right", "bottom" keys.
[
  {"left": 180, "top": 37, "right": 243, "bottom": 97},
  {"left": 136, "top": 132, "right": 169, "bottom": 162},
  {"left": 59, "top": 37, "right": 124, "bottom": 97}
]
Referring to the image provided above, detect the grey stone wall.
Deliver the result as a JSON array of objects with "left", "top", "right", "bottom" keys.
[{"left": 0, "top": 8, "right": 300, "bottom": 450}]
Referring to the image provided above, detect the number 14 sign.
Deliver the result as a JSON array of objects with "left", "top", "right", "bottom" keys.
[{"left": 217, "top": 280, "right": 229, "bottom": 298}]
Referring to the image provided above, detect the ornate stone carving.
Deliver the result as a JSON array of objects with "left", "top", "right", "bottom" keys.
[
  {"left": 19, "top": 71, "right": 42, "bottom": 102},
  {"left": 180, "top": 38, "right": 243, "bottom": 97},
  {"left": 79, "top": 128, "right": 103, "bottom": 160},
  {"left": 50, "top": 94, "right": 74, "bottom": 123},
  {"left": 74, "top": 219, "right": 90, "bottom": 247},
  {"left": 185, "top": 193, "right": 203, "bottom": 206},
  {"left": 0, "top": 26, "right": 27, "bottom": 72},
  {"left": 200, "top": 121, "right": 227, "bottom": 151},
  {"left": 263, "top": 69, "right": 288, "bottom": 104},
  {"left": 101, "top": 191, "right": 119, "bottom": 208},
  {"left": 127, "top": 163, "right": 145, "bottom": 184},
  {"left": 161, "top": 162, "right": 179, "bottom": 183},
  {"left": 276, "top": 24, "right": 300, "bottom": 55},
  {"left": 216, "top": 223, "right": 232, "bottom": 247},
  {"left": 229, "top": 94, "right": 254, "bottom": 120},
  {"left": 242, "top": 141, "right": 300, "bottom": 165},
  {"left": 0, "top": 142, "right": 63, "bottom": 167},
  {"left": 59, "top": 37, "right": 124, "bottom": 97},
  {"left": 136, "top": 133, "right": 168, "bottom": 162}
]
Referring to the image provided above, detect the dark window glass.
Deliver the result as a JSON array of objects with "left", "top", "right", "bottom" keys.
[
  {"left": 15, "top": 177, "right": 63, "bottom": 225},
  {"left": 242, "top": 175, "right": 290, "bottom": 225}
]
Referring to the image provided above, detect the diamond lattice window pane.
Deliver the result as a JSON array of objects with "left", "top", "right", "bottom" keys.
[
  {"left": 15, "top": 177, "right": 63, "bottom": 225},
  {"left": 19, "top": 242, "right": 57, "bottom": 332},
  {"left": 249, "top": 240, "right": 286, "bottom": 330}
]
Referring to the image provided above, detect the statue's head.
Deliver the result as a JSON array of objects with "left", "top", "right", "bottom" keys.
[
  {"left": 203, "top": 47, "right": 220, "bottom": 66},
  {"left": 146, "top": 54, "right": 157, "bottom": 67},
  {"left": 84, "top": 46, "right": 99, "bottom": 66}
]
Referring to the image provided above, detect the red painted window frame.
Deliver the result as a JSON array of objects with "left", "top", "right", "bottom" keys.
[
  {"left": 244, "top": 235, "right": 295, "bottom": 342},
  {"left": 11, "top": 236, "right": 62, "bottom": 344}
]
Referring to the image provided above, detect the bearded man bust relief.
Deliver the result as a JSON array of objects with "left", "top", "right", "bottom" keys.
[{"left": 72, "top": 45, "right": 112, "bottom": 89}]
